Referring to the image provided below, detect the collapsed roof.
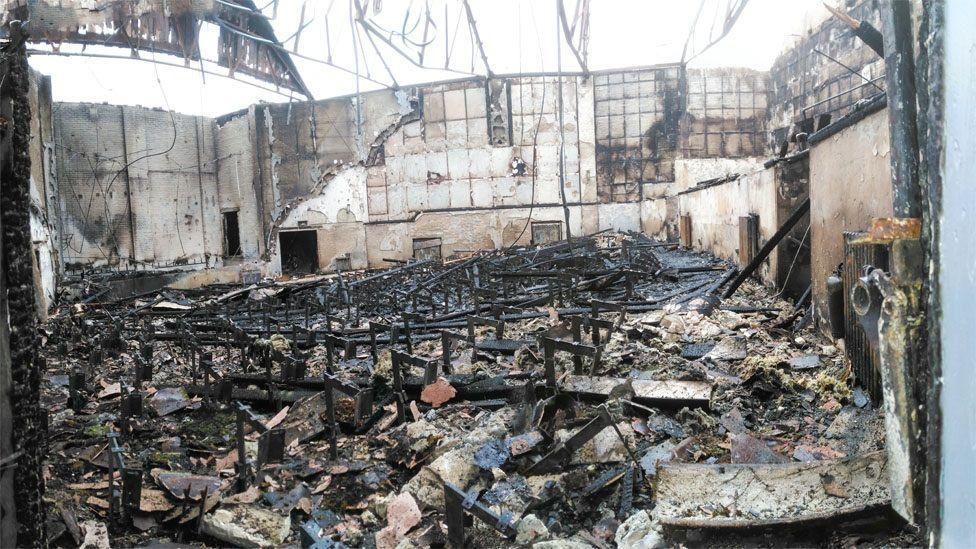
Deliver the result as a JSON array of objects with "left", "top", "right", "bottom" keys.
[{"left": 0, "top": 0, "right": 311, "bottom": 97}]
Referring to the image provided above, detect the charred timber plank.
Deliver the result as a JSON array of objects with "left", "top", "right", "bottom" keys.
[
  {"left": 654, "top": 452, "right": 891, "bottom": 531},
  {"left": 560, "top": 375, "right": 712, "bottom": 409},
  {"left": 474, "top": 338, "right": 534, "bottom": 354}
]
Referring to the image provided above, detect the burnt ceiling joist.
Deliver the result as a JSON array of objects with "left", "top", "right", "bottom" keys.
[{"left": 0, "top": 0, "right": 312, "bottom": 98}]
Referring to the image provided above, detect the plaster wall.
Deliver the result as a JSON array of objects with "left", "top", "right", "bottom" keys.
[
  {"left": 641, "top": 168, "right": 780, "bottom": 284},
  {"left": 364, "top": 205, "right": 585, "bottom": 267},
  {"left": 808, "top": 107, "right": 892, "bottom": 327},
  {"left": 54, "top": 103, "right": 221, "bottom": 271}
]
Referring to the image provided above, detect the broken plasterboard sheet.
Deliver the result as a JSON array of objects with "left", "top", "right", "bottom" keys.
[
  {"left": 560, "top": 375, "right": 712, "bottom": 408},
  {"left": 654, "top": 451, "right": 890, "bottom": 530}
]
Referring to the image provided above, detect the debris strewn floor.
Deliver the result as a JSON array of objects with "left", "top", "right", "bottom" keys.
[{"left": 40, "top": 233, "right": 916, "bottom": 547}]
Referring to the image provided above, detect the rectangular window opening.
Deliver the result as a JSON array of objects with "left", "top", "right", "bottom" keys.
[
  {"left": 279, "top": 230, "right": 319, "bottom": 275},
  {"left": 531, "top": 221, "right": 563, "bottom": 245},
  {"left": 413, "top": 238, "right": 442, "bottom": 261}
]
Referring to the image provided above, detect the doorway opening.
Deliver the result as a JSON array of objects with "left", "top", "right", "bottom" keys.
[
  {"left": 223, "top": 210, "right": 242, "bottom": 257},
  {"left": 279, "top": 230, "right": 318, "bottom": 275}
]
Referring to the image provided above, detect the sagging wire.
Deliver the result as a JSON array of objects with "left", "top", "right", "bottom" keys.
[
  {"left": 681, "top": 0, "right": 750, "bottom": 64},
  {"left": 93, "top": 46, "right": 182, "bottom": 263},
  {"left": 775, "top": 222, "right": 810, "bottom": 298},
  {"left": 507, "top": 2, "right": 552, "bottom": 249}
]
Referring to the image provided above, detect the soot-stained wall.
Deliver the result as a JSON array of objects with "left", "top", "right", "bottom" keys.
[
  {"left": 766, "top": 0, "right": 885, "bottom": 151},
  {"left": 55, "top": 103, "right": 220, "bottom": 270},
  {"left": 49, "top": 65, "right": 777, "bottom": 279},
  {"left": 593, "top": 67, "right": 768, "bottom": 204}
]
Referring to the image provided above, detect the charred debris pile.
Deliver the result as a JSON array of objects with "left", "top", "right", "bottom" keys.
[{"left": 40, "top": 232, "right": 909, "bottom": 547}]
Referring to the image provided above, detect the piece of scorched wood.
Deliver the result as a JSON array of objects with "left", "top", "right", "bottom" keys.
[
  {"left": 560, "top": 375, "right": 712, "bottom": 408},
  {"left": 654, "top": 451, "right": 891, "bottom": 531}
]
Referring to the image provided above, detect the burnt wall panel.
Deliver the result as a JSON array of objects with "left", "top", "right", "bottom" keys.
[
  {"left": 54, "top": 103, "right": 134, "bottom": 267},
  {"left": 593, "top": 67, "right": 683, "bottom": 202},
  {"left": 54, "top": 103, "right": 217, "bottom": 270},
  {"left": 766, "top": 0, "right": 885, "bottom": 153},
  {"left": 683, "top": 68, "right": 768, "bottom": 159}
]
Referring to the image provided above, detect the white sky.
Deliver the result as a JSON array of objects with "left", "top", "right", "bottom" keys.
[{"left": 26, "top": 0, "right": 831, "bottom": 117}]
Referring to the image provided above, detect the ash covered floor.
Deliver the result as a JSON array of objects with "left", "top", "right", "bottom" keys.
[{"left": 39, "top": 233, "right": 918, "bottom": 548}]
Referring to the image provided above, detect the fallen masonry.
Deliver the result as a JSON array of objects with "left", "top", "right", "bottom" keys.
[{"left": 40, "top": 232, "right": 913, "bottom": 547}]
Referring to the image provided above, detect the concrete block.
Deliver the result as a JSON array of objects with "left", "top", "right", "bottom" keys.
[
  {"left": 386, "top": 156, "right": 404, "bottom": 183},
  {"left": 366, "top": 168, "right": 386, "bottom": 188},
  {"left": 468, "top": 148, "right": 491, "bottom": 179},
  {"left": 610, "top": 115, "right": 625, "bottom": 137},
  {"left": 447, "top": 149, "right": 470, "bottom": 179},
  {"left": 489, "top": 147, "right": 512, "bottom": 175},
  {"left": 424, "top": 91, "right": 445, "bottom": 122},
  {"left": 403, "top": 153, "right": 427, "bottom": 182},
  {"left": 564, "top": 174, "right": 582, "bottom": 201},
  {"left": 470, "top": 179, "right": 494, "bottom": 208},
  {"left": 407, "top": 182, "right": 429, "bottom": 211},
  {"left": 625, "top": 98, "right": 640, "bottom": 115},
  {"left": 367, "top": 188, "right": 388, "bottom": 215},
  {"left": 446, "top": 120, "right": 467, "bottom": 148},
  {"left": 535, "top": 177, "right": 559, "bottom": 203},
  {"left": 467, "top": 118, "right": 488, "bottom": 147},
  {"left": 594, "top": 84, "right": 609, "bottom": 101},
  {"left": 404, "top": 119, "right": 423, "bottom": 138},
  {"left": 428, "top": 181, "right": 450, "bottom": 209},
  {"left": 425, "top": 121, "right": 446, "bottom": 142},
  {"left": 622, "top": 82, "right": 639, "bottom": 99},
  {"left": 426, "top": 152, "right": 449, "bottom": 178},
  {"left": 384, "top": 128, "right": 404, "bottom": 155},
  {"left": 492, "top": 176, "right": 516, "bottom": 206},
  {"left": 465, "top": 87, "right": 487, "bottom": 118},
  {"left": 444, "top": 89, "right": 467, "bottom": 120},
  {"left": 449, "top": 180, "right": 471, "bottom": 208},
  {"left": 386, "top": 184, "right": 406, "bottom": 216},
  {"left": 402, "top": 134, "right": 425, "bottom": 155}
]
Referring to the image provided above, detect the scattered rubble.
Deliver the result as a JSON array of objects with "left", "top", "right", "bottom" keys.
[{"left": 37, "top": 233, "right": 909, "bottom": 547}]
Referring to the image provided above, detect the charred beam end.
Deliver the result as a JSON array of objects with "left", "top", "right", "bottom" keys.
[{"left": 722, "top": 197, "right": 811, "bottom": 299}]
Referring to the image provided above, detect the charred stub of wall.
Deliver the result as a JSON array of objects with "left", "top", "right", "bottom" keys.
[
  {"left": 0, "top": 24, "right": 45, "bottom": 548},
  {"left": 594, "top": 67, "right": 683, "bottom": 203}
]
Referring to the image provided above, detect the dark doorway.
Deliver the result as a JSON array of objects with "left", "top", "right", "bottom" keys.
[
  {"left": 223, "top": 210, "right": 242, "bottom": 257},
  {"left": 280, "top": 230, "right": 318, "bottom": 275}
]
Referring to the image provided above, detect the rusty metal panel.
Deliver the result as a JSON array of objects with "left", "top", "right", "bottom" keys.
[{"left": 842, "top": 231, "right": 889, "bottom": 402}]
